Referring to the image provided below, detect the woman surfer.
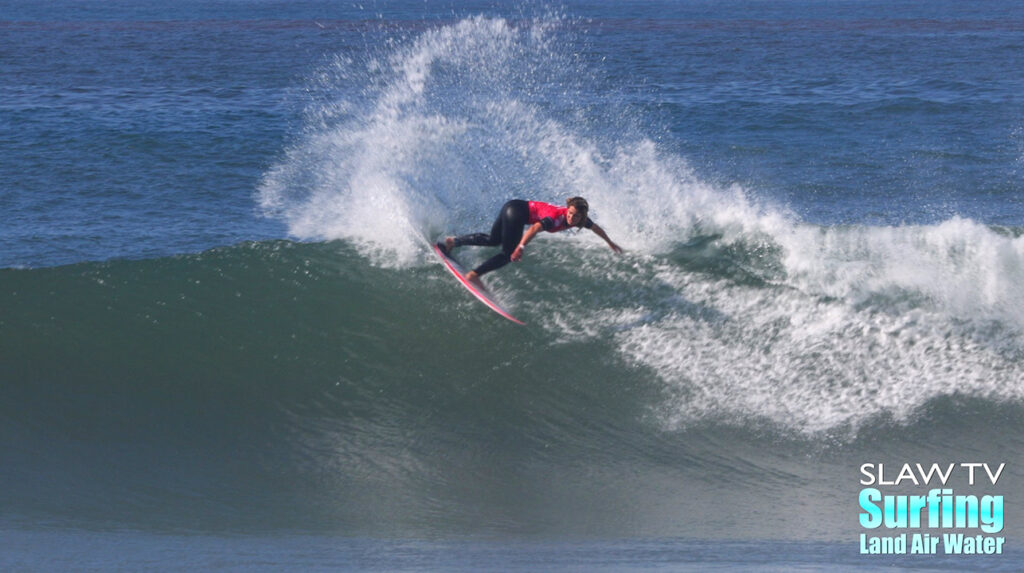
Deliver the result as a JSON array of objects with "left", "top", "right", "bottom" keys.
[{"left": 437, "top": 197, "right": 623, "bottom": 287}]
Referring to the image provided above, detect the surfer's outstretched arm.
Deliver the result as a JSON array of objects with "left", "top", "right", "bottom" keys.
[
  {"left": 511, "top": 222, "right": 543, "bottom": 262},
  {"left": 589, "top": 223, "right": 623, "bottom": 253}
]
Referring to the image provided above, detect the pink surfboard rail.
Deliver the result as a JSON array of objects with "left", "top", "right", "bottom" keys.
[{"left": 433, "top": 244, "right": 525, "bottom": 325}]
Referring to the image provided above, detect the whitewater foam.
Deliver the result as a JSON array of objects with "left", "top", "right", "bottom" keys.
[
  {"left": 258, "top": 14, "right": 768, "bottom": 264},
  {"left": 259, "top": 14, "right": 1024, "bottom": 436}
]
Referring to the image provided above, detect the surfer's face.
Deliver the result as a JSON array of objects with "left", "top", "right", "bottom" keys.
[{"left": 566, "top": 206, "right": 583, "bottom": 227}]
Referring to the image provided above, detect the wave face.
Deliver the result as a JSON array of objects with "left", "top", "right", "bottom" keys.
[
  {"left": 256, "top": 14, "right": 1024, "bottom": 435},
  {"left": 2, "top": 240, "right": 1024, "bottom": 537}
]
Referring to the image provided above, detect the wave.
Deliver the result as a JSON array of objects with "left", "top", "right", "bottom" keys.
[
  {"left": 7, "top": 12, "right": 1024, "bottom": 538},
  {"left": 6, "top": 15, "right": 1023, "bottom": 443},
  {"left": 2, "top": 236, "right": 1023, "bottom": 533},
  {"left": 3, "top": 229, "right": 1023, "bottom": 439},
  {"left": 250, "top": 13, "right": 1024, "bottom": 437},
  {"left": 256, "top": 13, "right": 752, "bottom": 265}
]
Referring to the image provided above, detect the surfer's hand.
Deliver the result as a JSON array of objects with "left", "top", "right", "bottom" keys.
[
  {"left": 511, "top": 245, "right": 524, "bottom": 262},
  {"left": 610, "top": 242, "right": 623, "bottom": 254}
]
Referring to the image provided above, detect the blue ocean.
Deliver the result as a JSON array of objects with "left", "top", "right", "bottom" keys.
[{"left": 3, "top": 0, "right": 1023, "bottom": 570}]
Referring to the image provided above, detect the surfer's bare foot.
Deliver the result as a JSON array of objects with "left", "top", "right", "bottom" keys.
[{"left": 465, "top": 270, "right": 483, "bottom": 288}]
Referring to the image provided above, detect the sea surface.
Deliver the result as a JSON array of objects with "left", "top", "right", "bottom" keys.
[{"left": 2, "top": 0, "right": 1024, "bottom": 570}]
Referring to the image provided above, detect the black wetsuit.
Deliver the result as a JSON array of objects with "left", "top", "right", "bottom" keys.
[
  {"left": 451, "top": 199, "right": 593, "bottom": 276},
  {"left": 452, "top": 199, "right": 531, "bottom": 276}
]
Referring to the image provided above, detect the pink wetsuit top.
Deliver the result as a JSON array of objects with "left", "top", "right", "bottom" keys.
[{"left": 528, "top": 201, "right": 593, "bottom": 233}]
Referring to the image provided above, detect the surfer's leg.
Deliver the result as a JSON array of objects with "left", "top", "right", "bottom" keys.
[
  {"left": 471, "top": 200, "right": 529, "bottom": 278},
  {"left": 450, "top": 200, "right": 527, "bottom": 252},
  {"left": 472, "top": 252, "right": 511, "bottom": 277},
  {"left": 452, "top": 201, "right": 512, "bottom": 249},
  {"left": 450, "top": 213, "right": 504, "bottom": 250},
  {"left": 499, "top": 200, "right": 529, "bottom": 254},
  {"left": 451, "top": 232, "right": 494, "bottom": 248}
]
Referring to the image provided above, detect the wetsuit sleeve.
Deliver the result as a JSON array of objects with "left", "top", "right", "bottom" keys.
[
  {"left": 583, "top": 217, "right": 594, "bottom": 229},
  {"left": 540, "top": 217, "right": 557, "bottom": 231}
]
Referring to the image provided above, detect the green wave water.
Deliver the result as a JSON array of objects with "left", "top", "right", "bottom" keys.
[
  {"left": 5, "top": 2, "right": 1024, "bottom": 569},
  {"left": 3, "top": 238, "right": 1023, "bottom": 540}
]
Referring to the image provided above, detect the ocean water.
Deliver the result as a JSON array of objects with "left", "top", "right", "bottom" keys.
[{"left": 2, "top": 0, "right": 1024, "bottom": 570}]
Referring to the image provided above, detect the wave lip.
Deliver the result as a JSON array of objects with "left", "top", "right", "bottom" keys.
[
  {"left": 256, "top": 13, "right": 777, "bottom": 268},
  {"left": 254, "top": 12, "right": 1024, "bottom": 438}
]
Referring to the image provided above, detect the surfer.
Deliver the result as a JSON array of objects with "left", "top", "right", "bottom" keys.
[{"left": 438, "top": 197, "right": 622, "bottom": 287}]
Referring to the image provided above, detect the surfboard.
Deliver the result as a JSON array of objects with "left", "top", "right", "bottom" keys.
[{"left": 432, "top": 243, "right": 525, "bottom": 325}]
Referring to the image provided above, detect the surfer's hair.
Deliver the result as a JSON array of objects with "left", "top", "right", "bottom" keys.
[{"left": 566, "top": 197, "right": 589, "bottom": 227}]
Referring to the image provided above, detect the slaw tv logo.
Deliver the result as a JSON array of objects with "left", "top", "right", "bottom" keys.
[{"left": 858, "top": 463, "right": 1006, "bottom": 556}]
